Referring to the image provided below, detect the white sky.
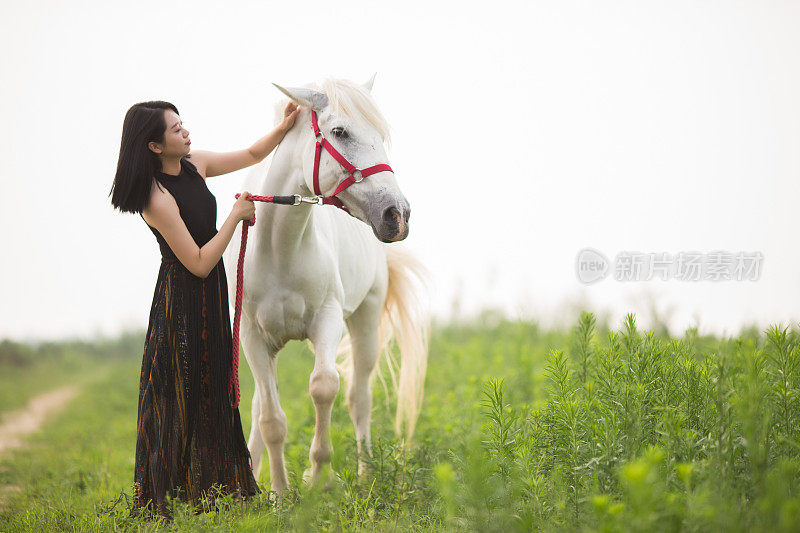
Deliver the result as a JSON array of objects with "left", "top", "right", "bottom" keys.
[{"left": 2, "top": 0, "right": 799, "bottom": 342}]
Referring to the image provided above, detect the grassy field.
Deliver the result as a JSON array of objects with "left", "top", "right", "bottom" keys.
[{"left": 1, "top": 312, "right": 799, "bottom": 531}]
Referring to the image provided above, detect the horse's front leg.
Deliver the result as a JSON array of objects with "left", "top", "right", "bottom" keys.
[
  {"left": 305, "top": 300, "right": 344, "bottom": 486},
  {"left": 241, "top": 322, "right": 289, "bottom": 493},
  {"left": 344, "top": 289, "right": 383, "bottom": 477}
]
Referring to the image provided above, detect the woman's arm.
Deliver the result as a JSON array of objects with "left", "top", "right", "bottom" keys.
[
  {"left": 142, "top": 186, "right": 254, "bottom": 279},
  {"left": 190, "top": 102, "right": 301, "bottom": 178}
]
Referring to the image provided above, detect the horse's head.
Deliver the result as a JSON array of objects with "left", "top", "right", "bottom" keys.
[{"left": 273, "top": 76, "right": 410, "bottom": 243}]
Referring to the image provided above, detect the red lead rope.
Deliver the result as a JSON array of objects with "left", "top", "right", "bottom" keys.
[
  {"left": 227, "top": 111, "right": 393, "bottom": 408},
  {"left": 229, "top": 193, "right": 274, "bottom": 409}
]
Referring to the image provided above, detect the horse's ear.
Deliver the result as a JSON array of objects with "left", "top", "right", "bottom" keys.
[
  {"left": 272, "top": 83, "right": 328, "bottom": 110},
  {"left": 363, "top": 73, "right": 377, "bottom": 93}
]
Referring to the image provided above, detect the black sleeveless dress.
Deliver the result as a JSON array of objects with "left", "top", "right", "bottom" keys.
[{"left": 131, "top": 156, "right": 260, "bottom": 518}]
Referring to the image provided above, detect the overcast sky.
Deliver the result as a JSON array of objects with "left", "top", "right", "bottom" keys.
[{"left": 2, "top": 0, "right": 799, "bottom": 342}]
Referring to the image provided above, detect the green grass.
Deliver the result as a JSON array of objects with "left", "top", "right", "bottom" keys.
[
  {"left": 1, "top": 312, "right": 799, "bottom": 531},
  {"left": 0, "top": 332, "right": 144, "bottom": 412},
  {"left": 0, "top": 355, "right": 87, "bottom": 413}
]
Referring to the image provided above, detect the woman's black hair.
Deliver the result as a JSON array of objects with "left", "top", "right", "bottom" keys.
[{"left": 108, "top": 100, "right": 191, "bottom": 214}]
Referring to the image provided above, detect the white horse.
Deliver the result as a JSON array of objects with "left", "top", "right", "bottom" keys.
[{"left": 223, "top": 76, "right": 430, "bottom": 493}]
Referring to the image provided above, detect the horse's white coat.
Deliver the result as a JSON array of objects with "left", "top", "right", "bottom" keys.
[{"left": 223, "top": 77, "right": 430, "bottom": 492}]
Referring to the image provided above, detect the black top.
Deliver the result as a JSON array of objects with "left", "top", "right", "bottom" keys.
[{"left": 140, "top": 157, "right": 219, "bottom": 264}]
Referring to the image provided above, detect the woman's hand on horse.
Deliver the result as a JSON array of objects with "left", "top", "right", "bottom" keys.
[
  {"left": 233, "top": 191, "right": 256, "bottom": 222},
  {"left": 280, "top": 102, "right": 301, "bottom": 133}
]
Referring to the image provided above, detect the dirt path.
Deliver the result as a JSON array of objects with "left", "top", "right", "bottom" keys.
[{"left": 0, "top": 384, "right": 80, "bottom": 511}]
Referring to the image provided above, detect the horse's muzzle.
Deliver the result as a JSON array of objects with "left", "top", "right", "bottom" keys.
[{"left": 374, "top": 202, "right": 410, "bottom": 242}]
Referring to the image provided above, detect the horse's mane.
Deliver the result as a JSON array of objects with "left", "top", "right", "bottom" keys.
[{"left": 274, "top": 77, "right": 391, "bottom": 145}]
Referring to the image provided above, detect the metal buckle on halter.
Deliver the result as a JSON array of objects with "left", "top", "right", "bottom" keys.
[
  {"left": 352, "top": 169, "right": 363, "bottom": 183},
  {"left": 293, "top": 193, "right": 323, "bottom": 205}
]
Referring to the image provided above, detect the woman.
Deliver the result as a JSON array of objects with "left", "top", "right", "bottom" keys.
[{"left": 109, "top": 99, "right": 300, "bottom": 522}]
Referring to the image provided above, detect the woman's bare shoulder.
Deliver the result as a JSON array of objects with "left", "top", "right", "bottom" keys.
[{"left": 142, "top": 179, "right": 178, "bottom": 228}]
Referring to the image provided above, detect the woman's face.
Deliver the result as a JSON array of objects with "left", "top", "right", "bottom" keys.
[{"left": 150, "top": 109, "right": 191, "bottom": 157}]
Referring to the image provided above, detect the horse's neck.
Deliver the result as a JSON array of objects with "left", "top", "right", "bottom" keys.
[{"left": 255, "top": 129, "right": 316, "bottom": 256}]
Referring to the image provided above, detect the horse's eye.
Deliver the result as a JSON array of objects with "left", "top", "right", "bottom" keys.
[{"left": 331, "top": 127, "right": 348, "bottom": 139}]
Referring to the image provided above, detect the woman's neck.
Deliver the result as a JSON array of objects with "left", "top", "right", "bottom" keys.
[{"left": 159, "top": 155, "right": 182, "bottom": 176}]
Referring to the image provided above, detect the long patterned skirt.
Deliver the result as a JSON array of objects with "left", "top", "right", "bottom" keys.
[{"left": 131, "top": 258, "right": 260, "bottom": 519}]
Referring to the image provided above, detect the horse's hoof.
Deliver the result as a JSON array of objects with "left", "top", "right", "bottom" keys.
[
  {"left": 268, "top": 486, "right": 291, "bottom": 505},
  {"left": 358, "top": 459, "right": 376, "bottom": 480},
  {"left": 302, "top": 466, "right": 340, "bottom": 490}
]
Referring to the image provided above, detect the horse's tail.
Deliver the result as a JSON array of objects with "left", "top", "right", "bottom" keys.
[
  {"left": 380, "top": 244, "right": 432, "bottom": 441},
  {"left": 335, "top": 243, "right": 432, "bottom": 442}
]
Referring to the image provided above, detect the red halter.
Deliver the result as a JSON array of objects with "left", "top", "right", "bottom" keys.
[
  {"left": 227, "top": 109, "right": 393, "bottom": 408},
  {"left": 309, "top": 109, "right": 393, "bottom": 213}
]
